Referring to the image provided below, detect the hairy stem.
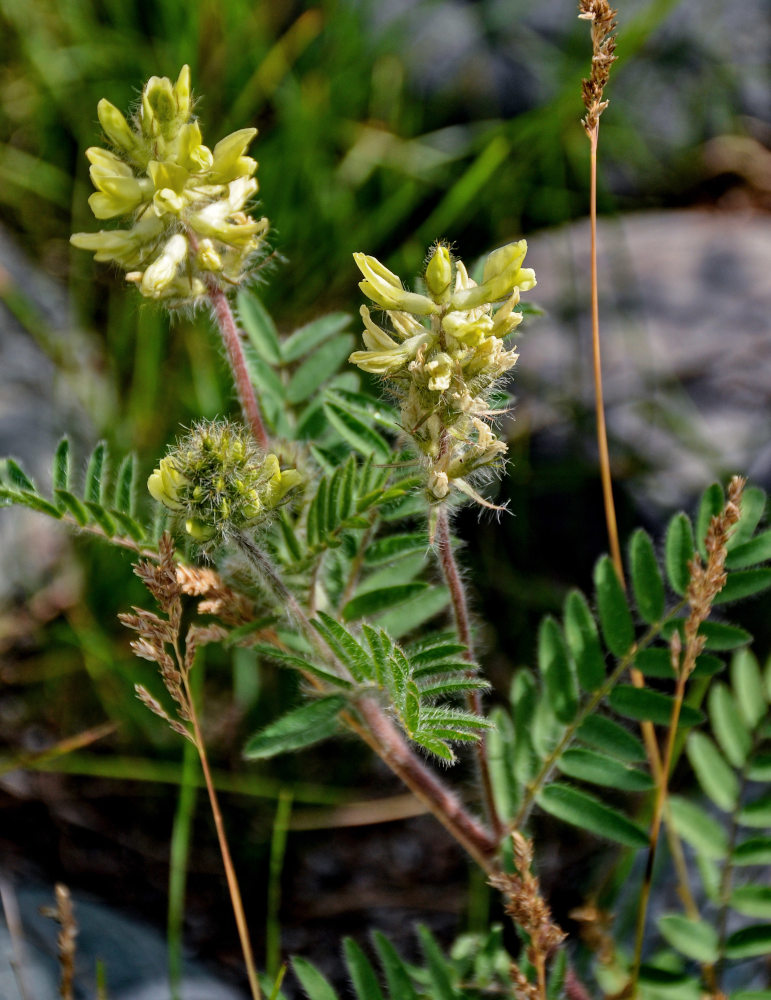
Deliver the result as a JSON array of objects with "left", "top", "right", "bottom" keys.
[
  {"left": 435, "top": 505, "right": 503, "bottom": 840},
  {"left": 183, "top": 677, "right": 262, "bottom": 1000},
  {"left": 235, "top": 530, "right": 500, "bottom": 874},
  {"left": 207, "top": 281, "right": 270, "bottom": 450}
]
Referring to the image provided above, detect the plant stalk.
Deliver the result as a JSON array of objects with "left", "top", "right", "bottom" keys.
[
  {"left": 207, "top": 281, "right": 270, "bottom": 450},
  {"left": 588, "top": 130, "right": 624, "bottom": 587},
  {"left": 183, "top": 678, "right": 262, "bottom": 1000},
  {"left": 434, "top": 505, "right": 503, "bottom": 840}
]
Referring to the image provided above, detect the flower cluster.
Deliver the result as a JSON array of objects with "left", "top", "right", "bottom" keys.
[
  {"left": 349, "top": 242, "right": 535, "bottom": 506},
  {"left": 70, "top": 66, "right": 268, "bottom": 307},
  {"left": 148, "top": 421, "right": 301, "bottom": 544}
]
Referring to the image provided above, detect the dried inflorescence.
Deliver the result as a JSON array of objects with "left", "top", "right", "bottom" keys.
[
  {"left": 578, "top": 0, "right": 618, "bottom": 135},
  {"left": 40, "top": 884, "right": 78, "bottom": 1000},
  {"left": 671, "top": 475, "right": 745, "bottom": 679},
  {"left": 147, "top": 420, "right": 301, "bottom": 545},
  {"left": 70, "top": 66, "right": 268, "bottom": 306},
  {"left": 349, "top": 242, "right": 535, "bottom": 508},
  {"left": 120, "top": 533, "right": 229, "bottom": 740},
  {"left": 490, "top": 833, "right": 566, "bottom": 997}
]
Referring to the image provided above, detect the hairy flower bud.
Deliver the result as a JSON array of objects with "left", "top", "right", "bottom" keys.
[
  {"left": 148, "top": 421, "right": 301, "bottom": 545},
  {"left": 349, "top": 240, "right": 536, "bottom": 509}
]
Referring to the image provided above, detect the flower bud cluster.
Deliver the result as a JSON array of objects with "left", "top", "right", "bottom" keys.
[
  {"left": 71, "top": 67, "right": 268, "bottom": 307},
  {"left": 148, "top": 421, "right": 301, "bottom": 544},
  {"left": 348, "top": 242, "right": 535, "bottom": 506}
]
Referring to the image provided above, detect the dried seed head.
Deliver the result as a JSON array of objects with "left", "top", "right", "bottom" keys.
[{"left": 578, "top": 0, "right": 618, "bottom": 135}]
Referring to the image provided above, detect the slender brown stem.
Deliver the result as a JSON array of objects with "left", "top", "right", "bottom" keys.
[
  {"left": 184, "top": 680, "right": 262, "bottom": 1000},
  {"left": 207, "top": 281, "right": 270, "bottom": 450},
  {"left": 588, "top": 130, "right": 624, "bottom": 587},
  {"left": 630, "top": 669, "right": 687, "bottom": 995},
  {"left": 434, "top": 506, "right": 503, "bottom": 840},
  {"left": 356, "top": 696, "right": 499, "bottom": 875}
]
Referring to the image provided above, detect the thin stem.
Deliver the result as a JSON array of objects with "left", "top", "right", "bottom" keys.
[
  {"left": 207, "top": 281, "right": 270, "bottom": 450},
  {"left": 338, "top": 513, "right": 378, "bottom": 612},
  {"left": 435, "top": 505, "right": 503, "bottom": 840},
  {"left": 630, "top": 669, "right": 687, "bottom": 996},
  {"left": 183, "top": 678, "right": 262, "bottom": 1000},
  {"left": 588, "top": 129, "right": 624, "bottom": 587}
]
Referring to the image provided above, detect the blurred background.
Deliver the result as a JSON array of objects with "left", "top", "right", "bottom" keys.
[{"left": 0, "top": 0, "right": 769, "bottom": 996}]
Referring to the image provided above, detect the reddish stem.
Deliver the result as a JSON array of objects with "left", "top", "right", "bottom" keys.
[{"left": 207, "top": 282, "right": 270, "bottom": 450}]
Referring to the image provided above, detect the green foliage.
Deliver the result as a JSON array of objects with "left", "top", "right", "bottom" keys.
[
  {"left": 488, "top": 485, "right": 771, "bottom": 856},
  {"left": 0, "top": 439, "right": 152, "bottom": 546},
  {"left": 249, "top": 616, "right": 489, "bottom": 763}
]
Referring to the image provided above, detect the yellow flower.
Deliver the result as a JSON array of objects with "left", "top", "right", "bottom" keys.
[{"left": 71, "top": 66, "right": 268, "bottom": 308}]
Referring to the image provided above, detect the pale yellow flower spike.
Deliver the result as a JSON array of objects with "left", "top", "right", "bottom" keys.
[{"left": 71, "top": 66, "right": 268, "bottom": 308}]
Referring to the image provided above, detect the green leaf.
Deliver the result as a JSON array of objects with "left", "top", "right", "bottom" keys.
[
  {"left": 738, "top": 792, "right": 771, "bottom": 828},
  {"left": 657, "top": 914, "right": 719, "bottom": 964},
  {"left": 665, "top": 513, "right": 695, "bottom": 596},
  {"left": 237, "top": 289, "right": 282, "bottom": 365},
  {"left": 3, "top": 458, "right": 35, "bottom": 491},
  {"left": 278, "top": 511, "right": 304, "bottom": 563},
  {"left": 292, "top": 957, "right": 340, "bottom": 1000},
  {"left": 563, "top": 590, "right": 605, "bottom": 690},
  {"left": 635, "top": 647, "right": 675, "bottom": 679},
  {"left": 724, "top": 924, "right": 771, "bottom": 960},
  {"left": 637, "top": 965, "right": 700, "bottom": 1000},
  {"left": 324, "top": 403, "right": 391, "bottom": 461},
  {"left": 709, "top": 682, "right": 751, "bottom": 767},
  {"left": 244, "top": 696, "right": 346, "bottom": 759},
  {"left": 109, "top": 510, "right": 146, "bottom": 541},
  {"left": 85, "top": 501, "right": 116, "bottom": 537},
  {"left": 417, "top": 925, "right": 458, "bottom": 1000},
  {"left": 511, "top": 671, "right": 539, "bottom": 785},
  {"left": 54, "top": 489, "right": 89, "bottom": 525},
  {"left": 364, "top": 533, "right": 429, "bottom": 566},
  {"left": 282, "top": 312, "right": 351, "bottom": 363},
  {"left": 714, "top": 569, "right": 771, "bottom": 605},
  {"left": 114, "top": 453, "right": 136, "bottom": 515},
  {"left": 667, "top": 795, "right": 729, "bottom": 859},
  {"left": 726, "top": 529, "right": 771, "bottom": 570},
  {"left": 312, "top": 613, "right": 372, "bottom": 682},
  {"left": 487, "top": 707, "right": 519, "bottom": 821},
  {"left": 286, "top": 335, "right": 354, "bottom": 404},
  {"left": 594, "top": 556, "right": 634, "bottom": 657},
  {"left": 748, "top": 754, "right": 771, "bottom": 781},
  {"left": 343, "top": 583, "right": 428, "bottom": 622},
  {"left": 538, "top": 616, "right": 578, "bottom": 723},
  {"left": 325, "top": 387, "right": 402, "bottom": 434},
  {"left": 696, "top": 483, "right": 724, "bottom": 559},
  {"left": 538, "top": 783, "right": 648, "bottom": 848},
  {"left": 9, "top": 490, "right": 63, "bottom": 518},
  {"left": 52, "top": 438, "right": 70, "bottom": 496},
  {"left": 686, "top": 732, "right": 739, "bottom": 812},
  {"left": 577, "top": 715, "right": 647, "bottom": 762},
  {"left": 609, "top": 686, "right": 703, "bottom": 727},
  {"left": 372, "top": 931, "right": 419, "bottom": 1000},
  {"left": 630, "top": 529, "right": 665, "bottom": 624},
  {"left": 243, "top": 346, "right": 285, "bottom": 403},
  {"left": 699, "top": 621, "right": 751, "bottom": 651},
  {"left": 343, "top": 938, "right": 385, "bottom": 1000},
  {"left": 730, "top": 993, "right": 771, "bottom": 1000},
  {"left": 376, "top": 586, "right": 450, "bottom": 639},
  {"left": 557, "top": 748, "right": 653, "bottom": 791},
  {"left": 732, "top": 649, "right": 768, "bottom": 728},
  {"left": 733, "top": 836, "right": 771, "bottom": 866},
  {"left": 84, "top": 441, "right": 107, "bottom": 505},
  {"left": 730, "top": 886, "right": 771, "bottom": 919}
]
